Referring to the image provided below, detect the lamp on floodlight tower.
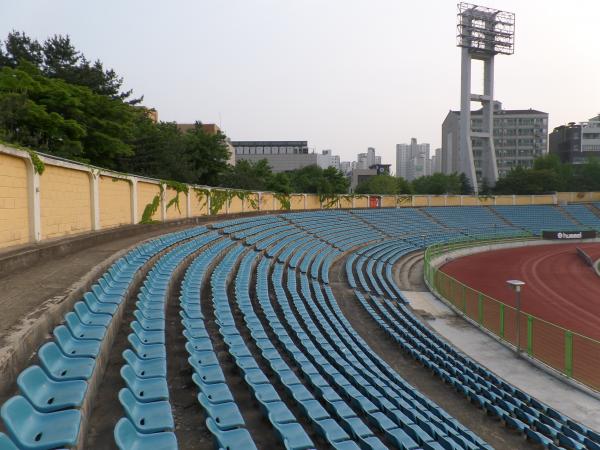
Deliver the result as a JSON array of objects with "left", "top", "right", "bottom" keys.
[
  {"left": 457, "top": 3, "right": 515, "bottom": 193},
  {"left": 506, "top": 279, "right": 525, "bottom": 354}
]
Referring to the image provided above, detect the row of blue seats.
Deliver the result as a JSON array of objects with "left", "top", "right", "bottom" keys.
[
  {"left": 179, "top": 236, "right": 259, "bottom": 449},
  {"left": 0, "top": 227, "right": 204, "bottom": 450},
  {"left": 212, "top": 239, "right": 319, "bottom": 449},
  {"left": 114, "top": 229, "right": 226, "bottom": 449},
  {"left": 255, "top": 226, "right": 482, "bottom": 449},
  {"left": 290, "top": 244, "right": 488, "bottom": 449}
]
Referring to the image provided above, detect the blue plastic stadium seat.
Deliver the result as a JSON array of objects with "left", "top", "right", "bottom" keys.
[
  {"left": 114, "top": 417, "right": 177, "bottom": 450},
  {"left": 65, "top": 312, "right": 106, "bottom": 340},
  {"left": 83, "top": 292, "right": 118, "bottom": 315},
  {"left": 1, "top": 395, "right": 81, "bottom": 450},
  {"left": 0, "top": 432, "right": 18, "bottom": 450},
  {"left": 118, "top": 388, "right": 174, "bottom": 433},
  {"left": 198, "top": 393, "right": 245, "bottom": 430},
  {"left": 194, "top": 365, "right": 226, "bottom": 384},
  {"left": 130, "top": 321, "right": 165, "bottom": 345},
  {"left": 206, "top": 417, "right": 257, "bottom": 450},
  {"left": 121, "top": 366, "right": 169, "bottom": 403},
  {"left": 53, "top": 325, "right": 101, "bottom": 358},
  {"left": 192, "top": 376, "right": 234, "bottom": 404},
  {"left": 123, "top": 349, "right": 167, "bottom": 379},
  {"left": 38, "top": 342, "right": 96, "bottom": 381},
  {"left": 73, "top": 301, "right": 112, "bottom": 327},
  {"left": 128, "top": 334, "right": 166, "bottom": 359},
  {"left": 270, "top": 418, "right": 314, "bottom": 450},
  {"left": 17, "top": 365, "right": 87, "bottom": 412}
]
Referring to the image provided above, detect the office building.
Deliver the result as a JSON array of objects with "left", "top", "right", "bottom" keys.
[
  {"left": 232, "top": 141, "right": 319, "bottom": 172},
  {"left": 549, "top": 115, "right": 600, "bottom": 164},
  {"left": 317, "top": 150, "right": 341, "bottom": 170}
]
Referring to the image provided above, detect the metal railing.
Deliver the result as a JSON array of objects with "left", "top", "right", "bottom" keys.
[{"left": 423, "top": 235, "right": 600, "bottom": 393}]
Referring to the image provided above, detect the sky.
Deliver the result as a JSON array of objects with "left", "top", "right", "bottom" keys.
[{"left": 2, "top": 0, "right": 599, "bottom": 168}]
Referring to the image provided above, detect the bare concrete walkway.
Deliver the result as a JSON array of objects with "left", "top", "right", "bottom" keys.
[{"left": 403, "top": 289, "right": 600, "bottom": 432}]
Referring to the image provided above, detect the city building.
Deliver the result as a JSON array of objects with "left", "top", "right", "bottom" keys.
[
  {"left": 549, "top": 115, "right": 600, "bottom": 164},
  {"left": 231, "top": 140, "right": 318, "bottom": 172},
  {"left": 339, "top": 161, "right": 352, "bottom": 175},
  {"left": 177, "top": 123, "right": 235, "bottom": 165},
  {"left": 350, "top": 164, "right": 391, "bottom": 191},
  {"left": 317, "top": 149, "right": 340, "bottom": 170},
  {"left": 356, "top": 147, "right": 381, "bottom": 170},
  {"left": 396, "top": 138, "right": 431, "bottom": 181},
  {"left": 441, "top": 102, "right": 548, "bottom": 181},
  {"left": 432, "top": 148, "right": 443, "bottom": 174}
]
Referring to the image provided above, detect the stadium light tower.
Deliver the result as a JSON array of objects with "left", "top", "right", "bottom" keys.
[
  {"left": 506, "top": 279, "right": 525, "bottom": 353},
  {"left": 457, "top": 3, "right": 515, "bottom": 193}
]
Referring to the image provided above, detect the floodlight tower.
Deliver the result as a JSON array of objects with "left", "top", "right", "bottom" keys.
[{"left": 456, "top": 3, "right": 515, "bottom": 192}]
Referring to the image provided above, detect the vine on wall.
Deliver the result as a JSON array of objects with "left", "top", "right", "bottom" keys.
[
  {"left": 27, "top": 149, "right": 45, "bottom": 175},
  {"left": 274, "top": 193, "right": 291, "bottom": 210},
  {"left": 140, "top": 194, "right": 161, "bottom": 224},
  {"left": 164, "top": 180, "right": 189, "bottom": 213}
]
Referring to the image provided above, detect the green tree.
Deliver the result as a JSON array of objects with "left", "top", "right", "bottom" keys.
[
  {"left": 459, "top": 172, "right": 474, "bottom": 194},
  {"left": 493, "top": 167, "right": 563, "bottom": 194},
  {"left": 396, "top": 176, "right": 413, "bottom": 194},
  {"left": 220, "top": 159, "right": 273, "bottom": 190},
  {"left": 412, "top": 173, "right": 461, "bottom": 195},
  {"left": 0, "top": 31, "right": 140, "bottom": 103},
  {"left": 355, "top": 174, "right": 399, "bottom": 194},
  {"left": 288, "top": 165, "right": 348, "bottom": 194}
]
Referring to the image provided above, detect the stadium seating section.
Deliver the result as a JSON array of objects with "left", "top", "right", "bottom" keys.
[{"left": 1, "top": 204, "right": 599, "bottom": 449}]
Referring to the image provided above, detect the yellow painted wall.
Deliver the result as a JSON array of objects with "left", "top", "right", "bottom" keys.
[
  {"left": 532, "top": 194, "right": 554, "bottom": 205},
  {"left": 445, "top": 196, "right": 461, "bottom": 206},
  {"left": 99, "top": 176, "right": 131, "bottom": 228},
  {"left": 478, "top": 196, "right": 495, "bottom": 206},
  {"left": 412, "top": 196, "right": 429, "bottom": 207},
  {"left": 190, "top": 190, "right": 208, "bottom": 217},
  {"left": 396, "top": 196, "right": 413, "bottom": 208},
  {"left": 514, "top": 195, "right": 532, "bottom": 205},
  {"left": 429, "top": 196, "right": 446, "bottom": 207},
  {"left": 290, "top": 194, "right": 305, "bottom": 210},
  {"left": 228, "top": 196, "right": 243, "bottom": 214},
  {"left": 245, "top": 193, "right": 260, "bottom": 212},
  {"left": 354, "top": 196, "right": 368, "bottom": 208},
  {"left": 137, "top": 182, "right": 161, "bottom": 222},
  {"left": 591, "top": 192, "right": 600, "bottom": 201},
  {"left": 40, "top": 165, "right": 91, "bottom": 239},
  {"left": 339, "top": 196, "right": 354, "bottom": 209},
  {"left": 0, "top": 153, "right": 29, "bottom": 248},
  {"left": 380, "top": 196, "right": 395, "bottom": 208},
  {"left": 494, "top": 195, "right": 514, "bottom": 205},
  {"left": 165, "top": 188, "right": 187, "bottom": 220},
  {"left": 260, "top": 192, "right": 279, "bottom": 211},
  {"left": 306, "top": 195, "right": 320, "bottom": 210},
  {"left": 461, "top": 196, "right": 479, "bottom": 206}
]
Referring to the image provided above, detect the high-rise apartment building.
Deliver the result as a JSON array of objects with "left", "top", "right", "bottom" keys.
[
  {"left": 396, "top": 138, "right": 431, "bottom": 180},
  {"left": 441, "top": 102, "right": 548, "bottom": 182}
]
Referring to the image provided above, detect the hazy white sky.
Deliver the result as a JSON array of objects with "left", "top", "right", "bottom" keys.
[{"left": 2, "top": 0, "right": 599, "bottom": 167}]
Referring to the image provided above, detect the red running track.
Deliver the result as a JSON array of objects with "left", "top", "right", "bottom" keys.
[{"left": 441, "top": 243, "right": 600, "bottom": 340}]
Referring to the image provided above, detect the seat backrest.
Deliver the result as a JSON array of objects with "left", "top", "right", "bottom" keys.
[
  {"left": 114, "top": 417, "right": 136, "bottom": 448},
  {"left": 120, "top": 365, "right": 137, "bottom": 386},
  {"left": 1, "top": 396, "right": 33, "bottom": 430},
  {"left": 53, "top": 325, "right": 73, "bottom": 344},
  {"left": 65, "top": 312, "right": 79, "bottom": 330},
  {"left": 118, "top": 388, "right": 136, "bottom": 414},
  {"left": 17, "top": 365, "right": 46, "bottom": 392},
  {"left": 0, "top": 432, "right": 19, "bottom": 450}
]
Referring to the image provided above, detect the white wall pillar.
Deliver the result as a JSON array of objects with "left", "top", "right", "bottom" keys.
[
  {"left": 303, "top": 194, "right": 307, "bottom": 210},
  {"left": 258, "top": 192, "right": 262, "bottom": 211},
  {"left": 186, "top": 188, "right": 191, "bottom": 218},
  {"left": 26, "top": 160, "right": 41, "bottom": 243},
  {"left": 129, "top": 177, "right": 138, "bottom": 224},
  {"left": 160, "top": 183, "right": 167, "bottom": 222},
  {"left": 206, "top": 188, "right": 211, "bottom": 215},
  {"left": 90, "top": 172, "right": 100, "bottom": 231}
]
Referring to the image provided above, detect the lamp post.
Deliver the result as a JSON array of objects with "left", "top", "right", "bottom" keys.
[{"left": 506, "top": 279, "right": 526, "bottom": 353}]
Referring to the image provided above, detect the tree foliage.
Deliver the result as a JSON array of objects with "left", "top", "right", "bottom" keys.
[
  {"left": 412, "top": 173, "right": 462, "bottom": 195},
  {"left": 355, "top": 175, "right": 412, "bottom": 195}
]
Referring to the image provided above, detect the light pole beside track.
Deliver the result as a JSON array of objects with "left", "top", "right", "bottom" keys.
[{"left": 506, "top": 279, "right": 526, "bottom": 354}]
